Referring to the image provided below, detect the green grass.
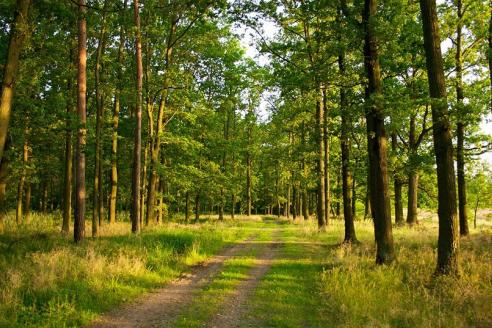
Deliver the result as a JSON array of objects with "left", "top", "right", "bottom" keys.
[
  {"left": 0, "top": 212, "right": 254, "bottom": 328},
  {"left": 1, "top": 212, "right": 491, "bottom": 327}
]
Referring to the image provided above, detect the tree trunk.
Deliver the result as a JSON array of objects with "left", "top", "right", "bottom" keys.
[
  {"left": 323, "top": 88, "right": 330, "bottom": 226},
  {"left": 42, "top": 181, "right": 48, "bottom": 214},
  {"left": 74, "top": 0, "right": 87, "bottom": 243},
  {"left": 316, "top": 87, "right": 326, "bottom": 230},
  {"left": 0, "top": 153, "right": 8, "bottom": 233},
  {"left": 407, "top": 171, "right": 419, "bottom": 224},
  {"left": 131, "top": 0, "right": 143, "bottom": 234},
  {"left": 457, "top": 122, "right": 468, "bottom": 236},
  {"left": 419, "top": 0, "right": 459, "bottom": 275},
  {"left": 455, "top": 0, "right": 469, "bottom": 236},
  {"left": 62, "top": 49, "right": 74, "bottom": 234},
  {"left": 0, "top": 0, "right": 31, "bottom": 162},
  {"left": 340, "top": 54, "right": 357, "bottom": 242},
  {"left": 194, "top": 192, "right": 200, "bottom": 223},
  {"left": 363, "top": 0, "right": 395, "bottom": 264},
  {"left": 407, "top": 114, "right": 419, "bottom": 225},
  {"left": 146, "top": 19, "right": 176, "bottom": 225},
  {"left": 109, "top": 2, "right": 127, "bottom": 224},
  {"left": 246, "top": 153, "right": 252, "bottom": 216},
  {"left": 363, "top": 176, "right": 371, "bottom": 220},
  {"left": 92, "top": 5, "right": 108, "bottom": 237},
  {"left": 391, "top": 134, "right": 404, "bottom": 226},
  {"left": 16, "top": 131, "right": 28, "bottom": 224},
  {"left": 352, "top": 177, "right": 357, "bottom": 218},
  {"left": 489, "top": 0, "right": 492, "bottom": 114},
  {"left": 157, "top": 179, "right": 164, "bottom": 223},
  {"left": 142, "top": 139, "right": 149, "bottom": 225},
  {"left": 24, "top": 183, "right": 31, "bottom": 223},
  {"left": 185, "top": 191, "right": 190, "bottom": 222}
]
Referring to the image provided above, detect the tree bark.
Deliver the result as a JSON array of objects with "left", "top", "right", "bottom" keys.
[
  {"left": 246, "top": 152, "right": 252, "bottom": 216},
  {"left": 407, "top": 171, "right": 419, "bottom": 224},
  {"left": 16, "top": 130, "right": 28, "bottom": 224},
  {"left": 455, "top": 0, "right": 469, "bottom": 236},
  {"left": 340, "top": 54, "right": 357, "bottom": 242},
  {"left": 489, "top": 0, "right": 492, "bottom": 113},
  {"left": 419, "top": 0, "right": 459, "bottom": 275},
  {"left": 92, "top": 4, "right": 108, "bottom": 237},
  {"left": 194, "top": 192, "right": 200, "bottom": 223},
  {"left": 109, "top": 2, "right": 127, "bottom": 224},
  {"left": 62, "top": 48, "right": 74, "bottom": 234},
  {"left": 42, "top": 181, "right": 48, "bottom": 214},
  {"left": 0, "top": 0, "right": 31, "bottom": 162},
  {"left": 391, "top": 134, "right": 404, "bottom": 226},
  {"left": 363, "top": 0, "right": 395, "bottom": 264},
  {"left": 316, "top": 87, "right": 326, "bottom": 230},
  {"left": 146, "top": 19, "right": 176, "bottom": 225},
  {"left": 407, "top": 114, "right": 419, "bottom": 225},
  {"left": 24, "top": 183, "right": 31, "bottom": 223},
  {"left": 0, "top": 152, "right": 8, "bottom": 234},
  {"left": 352, "top": 177, "right": 357, "bottom": 218},
  {"left": 185, "top": 191, "right": 190, "bottom": 222},
  {"left": 323, "top": 88, "right": 330, "bottom": 226},
  {"left": 131, "top": 0, "right": 143, "bottom": 234},
  {"left": 74, "top": 0, "right": 87, "bottom": 243},
  {"left": 364, "top": 180, "right": 371, "bottom": 220}
]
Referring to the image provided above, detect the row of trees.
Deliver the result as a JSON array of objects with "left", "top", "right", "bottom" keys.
[
  {"left": 234, "top": 0, "right": 492, "bottom": 274},
  {"left": 0, "top": 0, "right": 491, "bottom": 275}
]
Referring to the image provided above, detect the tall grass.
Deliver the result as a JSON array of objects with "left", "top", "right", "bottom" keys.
[
  {"left": 316, "top": 220, "right": 492, "bottom": 328},
  {"left": 0, "top": 212, "right": 249, "bottom": 328}
]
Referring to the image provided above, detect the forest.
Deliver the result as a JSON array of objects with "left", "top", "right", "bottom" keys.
[{"left": 0, "top": 0, "right": 492, "bottom": 327}]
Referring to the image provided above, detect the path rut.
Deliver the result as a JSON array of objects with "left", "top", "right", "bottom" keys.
[
  {"left": 205, "top": 237, "right": 281, "bottom": 328},
  {"left": 90, "top": 235, "right": 258, "bottom": 328}
]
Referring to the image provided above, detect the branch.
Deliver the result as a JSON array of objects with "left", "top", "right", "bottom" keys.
[
  {"left": 416, "top": 105, "right": 430, "bottom": 147},
  {"left": 67, "top": 0, "right": 124, "bottom": 13}
]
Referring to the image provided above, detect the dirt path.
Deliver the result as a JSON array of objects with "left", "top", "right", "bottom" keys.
[
  {"left": 90, "top": 235, "right": 258, "bottom": 328},
  {"left": 205, "top": 237, "right": 281, "bottom": 328}
]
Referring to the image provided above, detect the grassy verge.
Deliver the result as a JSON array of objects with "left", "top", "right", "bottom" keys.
[{"left": 0, "top": 213, "right": 254, "bottom": 328}]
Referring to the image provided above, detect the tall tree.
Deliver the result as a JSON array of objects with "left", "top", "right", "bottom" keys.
[
  {"left": 109, "top": 1, "right": 127, "bottom": 224},
  {"left": 15, "top": 127, "right": 29, "bottom": 224},
  {"left": 62, "top": 47, "right": 74, "bottom": 234},
  {"left": 0, "top": 0, "right": 31, "bottom": 163},
  {"left": 363, "top": 0, "right": 395, "bottom": 264},
  {"left": 131, "top": 0, "right": 143, "bottom": 233},
  {"left": 74, "top": 0, "right": 88, "bottom": 243},
  {"left": 146, "top": 16, "right": 176, "bottom": 225},
  {"left": 419, "top": 0, "right": 459, "bottom": 274},
  {"left": 340, "top": 54, "right": 357, "bottom": 242},
  {"left": 92, "top": 2, "right": 109, "bottom": 237},
  {"left": 455, "top": 0, "right": 469, "bottom": 236}
]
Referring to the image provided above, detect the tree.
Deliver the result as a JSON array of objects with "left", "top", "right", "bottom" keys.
[
  {"left": 419, "top": 0, "right": 459, "bottom": 274},
  {"left": 74, "top": 0, "right": 87, "bottom": 243},
  {"left": 131, "top": 0, "right": 143, "bottom": 233},
  {"left": 0, "top": 0, "right": 31, "bottom": 163},
  {"left": 363, "top": 0, "right": 395, "bottom": 264}
]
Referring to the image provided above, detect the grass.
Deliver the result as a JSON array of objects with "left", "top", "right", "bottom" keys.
[
  {"left": 0, "top": 211, "right": 491, "bottom": 327},
  {"left": 0, "top": 212, "right": 254, "bottom": 328}
]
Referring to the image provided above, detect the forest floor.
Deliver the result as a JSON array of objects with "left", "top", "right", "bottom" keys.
[{"left": 0, "top": 212, "right": 491, "bottom": 327}]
